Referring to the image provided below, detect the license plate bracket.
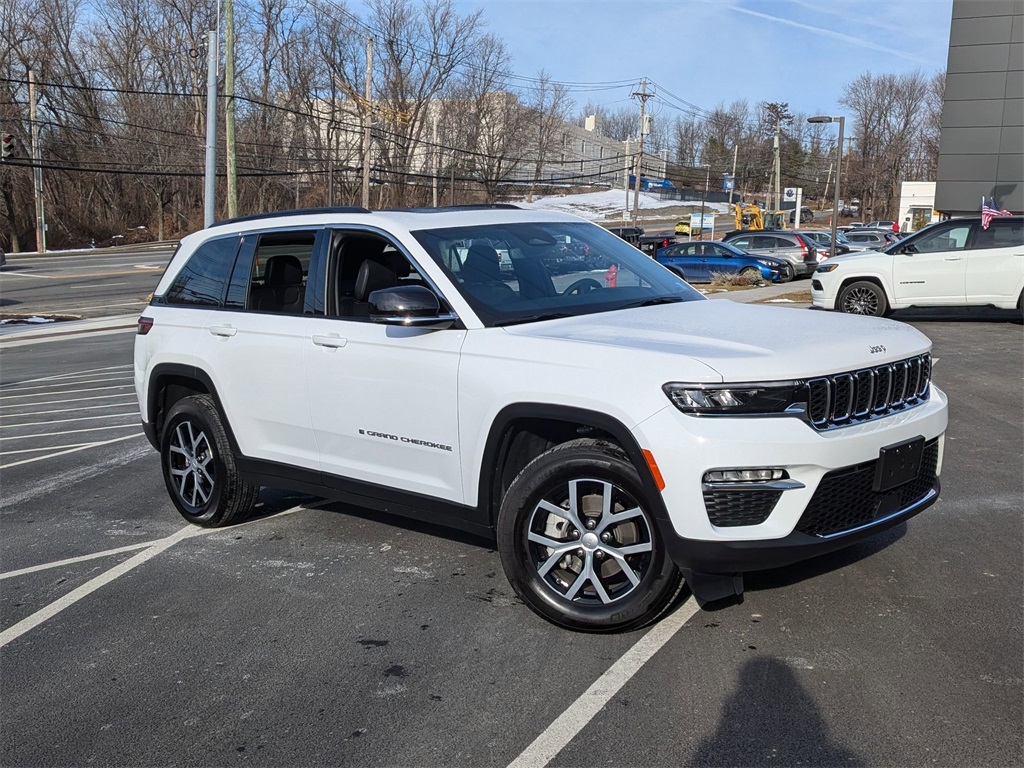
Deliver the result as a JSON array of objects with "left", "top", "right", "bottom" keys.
[{"left": 873, "top": 436, "right": 925, "bottom": 493}]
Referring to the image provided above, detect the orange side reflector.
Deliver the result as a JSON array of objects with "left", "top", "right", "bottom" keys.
[{"left": 642, "top": 449, "right": 666, "bottom": 491}]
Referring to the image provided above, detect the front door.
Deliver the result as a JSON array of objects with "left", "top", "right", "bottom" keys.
[
  {"left": 303, "top": 230, "right": 466, "bottom": 503},
  {"left": 893, "top": 221, "right": 971, "bottom": 305}
]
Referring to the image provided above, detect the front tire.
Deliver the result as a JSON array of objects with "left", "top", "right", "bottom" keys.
[
  {"left": 497, "top": 439, "right": 683, "bottom": 632},
  {"left": 161, "top": 394, "right": 259, "bottom": 527},
  {"left": 739, "top": 267, "right": 761, "bottom": 283},
  {"left": 838, "top": 280, "right": 889, "bottom": 317}
]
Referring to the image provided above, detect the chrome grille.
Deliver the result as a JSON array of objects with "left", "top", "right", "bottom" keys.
[{"left": 806, "top": 353, "right": 931, "bottom": 430}]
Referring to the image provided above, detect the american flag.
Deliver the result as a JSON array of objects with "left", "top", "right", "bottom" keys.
[{"left": 981, "top": 197, "right": 1011, "bottom": 230}]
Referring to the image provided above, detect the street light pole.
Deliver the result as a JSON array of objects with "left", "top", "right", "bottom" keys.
[{"left": 808, "top": 115, "right": 845, "bottom": 258}]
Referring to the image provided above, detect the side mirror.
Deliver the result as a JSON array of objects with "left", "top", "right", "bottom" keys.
[
  {"left": 369, "top": 285, "right": 457, "bottom": 329},
  {"left": 901, "top": 243, "right": 918, "bottom": 255}
]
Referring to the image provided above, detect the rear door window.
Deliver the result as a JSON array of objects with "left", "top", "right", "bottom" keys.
[
  {"left": 973, "top": 219, "right": 1023, "bottom": 249},
  {"left": 165, "top": 235, "right": 240, "bottom": 307}
]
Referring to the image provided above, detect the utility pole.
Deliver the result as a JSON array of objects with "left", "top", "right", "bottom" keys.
[
  {"left": 225, "top": 0, "right": 237, "bottom": 218},
  {"left": 699, "top": 165, "right": 710, "bottom": 240},
  {"left": 361, "top": 34, "right": 373, "bottom": 209},
  {"left": 623, "top": 138, "right": 630, "bottom": 224},
  {"left": 820, "top": 161, "right": 833, "bottom": 210},
  {"left": 432, "top": 111, "right": 438, "bottom": 207},
  {"left": 772, "top": 118, "right": 781, "bottom": 212},
  {"left": 28, "top": 69, "right": 45, "bottom": 253},
  {"left": 203, "top": 29, "right": 218, "bottom": 228},
  {"left": 630, "top": 79, "right": 652, "bottom": 225}
]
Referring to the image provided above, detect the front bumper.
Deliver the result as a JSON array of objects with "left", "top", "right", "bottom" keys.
[{"left": 633, "top": 385, "right": 948, "bottom": 578}]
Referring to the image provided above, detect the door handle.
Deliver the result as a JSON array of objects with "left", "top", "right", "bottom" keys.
[
  {"left": 208, "top": 325, "right": 236, "bottom": 337},
  {"left": 943, "top": 255, "right": 963, "bottom": 261},
  {"left": 312, "top": 334, "right": 347, "bottom": 349}
]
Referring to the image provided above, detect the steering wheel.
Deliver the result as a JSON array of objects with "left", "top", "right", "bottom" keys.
[{"left": 562, "top": 277, "right": 603, "bottom": 296}]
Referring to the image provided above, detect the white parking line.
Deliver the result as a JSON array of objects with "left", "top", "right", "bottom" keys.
[
  {"left": 0, "top": 433, "right": 145, "bottom": 468},
  {"left": 0, "top": 375, "right": 132, "bottom": 394},
  {"left": 506, "top": 600, "right": 701, "bottom": 768},
  {"left": 1, "top": 412, "right": 138, "bottom": 428},
  {"left": 11, "top": 393, "right": 136, "bottom": 408},
  {"left": 0, "top": 423, "right": 140, "bottom": 440},
  {"left": 0, "top": 503, "right": 314, "bottom": 649},
  {"left": 0, "top": 384, "right": 135, "bottom": 401},
  {"left": 0, "top": 271, "right": 57, "bottom": 279},
  {"left": 0, "top": 526, "right": 202, "bottom": 649},
  {"left": 12, "top": 364, "right": 132, "bottom": 385},
  {"left": 0, "top": 541, "right": 160, "bottom": 581},
  {"left": 41, "top": 301, "right": 145, "bottom": 313},
  {"left": 0, "top": 441, "right": 119, "bottom": 456},
  {"left": 6, "top": 402, "right": 138, "bottom": 418}
]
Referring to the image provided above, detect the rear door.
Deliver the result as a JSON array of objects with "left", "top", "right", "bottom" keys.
[
  {"left": 192, "top": 229, "right": 322, "bottom": 470},
  {"left": 965, "top": 218, "right": 1024, "bottom": 305},
  {"left": 892, "top": 221, "right": 971, "bottom": 305}
]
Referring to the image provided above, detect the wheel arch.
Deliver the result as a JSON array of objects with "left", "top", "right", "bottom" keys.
[
  {"left": 837, "top": 274, "right": 892, "bottom": 305},
  {"left": 476, "top": 403, "right": 668, "bottom": 529},
  {"left": 146, "top": 363, "right": 241, "bottom": 454}
]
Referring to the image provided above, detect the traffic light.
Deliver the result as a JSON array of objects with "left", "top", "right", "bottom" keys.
[{"left": 1, "top": 132, "right": 13, "bottom": 160}]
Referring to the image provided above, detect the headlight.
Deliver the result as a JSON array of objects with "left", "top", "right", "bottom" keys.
[
  {"left": 816, "top": 263, "right": 839, "bottom": 273},
  {"left": 756, "top": 260, "right": 774, "bottom": 267},
  {"left": 663, "top": 382, "right": 805, "bottom": 415}
]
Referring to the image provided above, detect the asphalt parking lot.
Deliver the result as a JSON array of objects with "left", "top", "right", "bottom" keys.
[{"left": 1, "top": 311, "right": 1021, "bottom": 767}]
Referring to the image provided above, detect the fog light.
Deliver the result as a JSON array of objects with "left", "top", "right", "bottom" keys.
[{"left": 703, "top": 468, "right": 786, "bottom": 483}]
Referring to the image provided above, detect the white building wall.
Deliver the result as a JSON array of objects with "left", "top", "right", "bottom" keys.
[{"left": 897, "top": 181, "right": 938, "bottom": 232}]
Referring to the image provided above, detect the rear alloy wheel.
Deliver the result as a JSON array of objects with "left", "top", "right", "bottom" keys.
[
  {"left": 779, "top": 263, "right": 795, "bottom": 283},
  {"left": 838, "top": 280, "right": 889, "bottom": 317},
  {"left": 161, "top": 394, "right": 259, "bottom": 527},
  {"left": 497, "top": 439, "right": 683, "bottom": 632}
]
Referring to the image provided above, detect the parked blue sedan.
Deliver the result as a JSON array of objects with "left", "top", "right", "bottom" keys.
[{"left": 655, "top": 240, "right": 787, "bottom": 283}]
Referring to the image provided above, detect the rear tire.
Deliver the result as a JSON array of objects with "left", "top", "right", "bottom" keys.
[
  {"left": 497, "top": 439, "right": 683, "bottom": 632},
  {"left": 838, "top": 280, "right": 889, "bottom": 317},
  {"left": 779, "top": 264, "right": 795, "bottom": 283},
  {"left": 161, "top": 394, "right": 259, "bottom": 527}
]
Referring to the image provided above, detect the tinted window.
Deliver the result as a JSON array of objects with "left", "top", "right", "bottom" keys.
[
  {"left": 730, "top": 236, "right": 752, "bottom": 249},
  {"left": 165, "top": 236, "right": 239, "bottom": 307},
  {"left": 328, "top": 231, "right": 434, "bottom": 320},
  {"left": 974, "top": 219, "right": 1023, "bottom": 249},
  {"left": 245, "top": 231, "right": 316, "bottom": 314},
  {"left": 913, "top": 223, "right": 971, "bottom": 253}
]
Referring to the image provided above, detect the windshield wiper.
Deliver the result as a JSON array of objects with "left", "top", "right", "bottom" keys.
[
  {"left": 617, "top": 296, "right": 687, "bottom": 309},
  {"left": 493, "top": 312, "right": 575, "bottom": 327}
]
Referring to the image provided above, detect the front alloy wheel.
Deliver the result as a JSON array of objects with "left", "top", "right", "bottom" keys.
[
  {"left": 838, "top": 280, "right": 888, "bottom": 317},
  {"left": 498, "top": 439, "right": 683, "bottom": 632}
]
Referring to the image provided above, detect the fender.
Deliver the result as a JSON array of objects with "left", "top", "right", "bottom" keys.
[
  {"left": 144, "top": 362, "right": 242, "bottom": 455},
  {"left": 476, "top": 403, "right": 671, "bottom": 528}
]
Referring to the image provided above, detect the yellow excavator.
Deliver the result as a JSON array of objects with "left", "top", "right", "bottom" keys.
[{"left": 732, "top": 203, "right": 787, "bottom": 231}]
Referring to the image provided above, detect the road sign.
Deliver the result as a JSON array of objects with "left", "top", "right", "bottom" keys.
[
  {"left": 784, "top": 187, "right": 798, "bottom": 201},
  {"left": 723, "top": 174, "right": 734, "bottom": 191}
]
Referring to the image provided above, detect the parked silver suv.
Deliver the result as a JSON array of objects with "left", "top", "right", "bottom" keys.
[{"left": 721, "top": 230, "right": 819, "bottom": 279}]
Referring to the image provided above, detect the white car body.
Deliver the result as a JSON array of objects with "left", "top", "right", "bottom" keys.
[
  {"left": 136, "top": 206, "right": 949, "bottom": 626},
  {"left": 812, "top": 216, "right": 1024, "bottom": 314}
]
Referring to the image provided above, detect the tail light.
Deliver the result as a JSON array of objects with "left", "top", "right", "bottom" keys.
[{"left": 137, "top": 316, "right": 154, "bottom": 335}]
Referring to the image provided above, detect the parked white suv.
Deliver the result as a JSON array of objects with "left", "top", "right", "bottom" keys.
[
  {"left": 136, "top": 205, "right": 948, "bottom": 632},
  {"left": 812, "top": 216, "right": 1024, "bottom": 318}
]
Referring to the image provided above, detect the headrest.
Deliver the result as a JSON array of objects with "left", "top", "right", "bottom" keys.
[
  {"left": 463, "top": 244, "right": 502, "bottom": 283},
  {"left": 355, "top": 257, "right": 397, "bottom": 301},
  {"left": 264, "top": 254, "right": 303, "bottom": 287}
]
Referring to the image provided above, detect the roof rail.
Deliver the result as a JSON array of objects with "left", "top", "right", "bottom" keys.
[
  {"left": 381, "top": 204, "right": 522, "bottom": 213},
  {"left": 207, "top": 206, "right": 371, "bottom": 228}
]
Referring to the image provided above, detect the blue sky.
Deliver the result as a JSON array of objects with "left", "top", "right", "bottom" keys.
[{"left": 452, "top": 0, "right": 954, "bottom": 120}]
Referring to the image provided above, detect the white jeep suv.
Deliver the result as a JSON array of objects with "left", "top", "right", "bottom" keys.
[
  {"left": 136, "top": 205, "right": 948, "bottom": 632},
  {"left": 812, "top": 216, "right": 1024, "bottom": 318}
]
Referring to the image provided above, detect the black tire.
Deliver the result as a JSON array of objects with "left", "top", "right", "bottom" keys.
[
  {"left": 779, "top": 263, "right": 795, "bottom": 283},
  {"left": 497, "top": 438, "right": 684, "bottom": 633},
  {"left": 160, "top": 394, "right": 259, "bottom": 527},
  {"left": 838, "top": 280, "right": 889, "bottom": 317}
]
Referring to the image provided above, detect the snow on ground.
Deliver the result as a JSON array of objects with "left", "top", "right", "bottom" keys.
[{"left": 515, "top": 190, "right": 731, "bottom": 222}]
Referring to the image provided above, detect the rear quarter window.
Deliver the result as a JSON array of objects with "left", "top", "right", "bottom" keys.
[{"left": 164, "top": 236, "right": 240, "bottom": 307}]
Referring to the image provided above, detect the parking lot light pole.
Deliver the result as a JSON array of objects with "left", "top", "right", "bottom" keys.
[{"left": 808, "top": 115, "right": 844, "bottom": 258}]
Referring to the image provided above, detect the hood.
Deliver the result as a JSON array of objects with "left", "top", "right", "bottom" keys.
[{"left": 503, "top": 300, "right": 931, "bottom": 382}]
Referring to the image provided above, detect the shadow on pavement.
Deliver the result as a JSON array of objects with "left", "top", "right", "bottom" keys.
[
  {"left": 689, "top": 656, "right": 865, "bottom": 766},
  {"left": 890, "top": 306, "right": 1021, "bottom": 323}
]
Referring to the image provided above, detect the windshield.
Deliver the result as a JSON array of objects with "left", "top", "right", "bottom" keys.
[{"left": 413, "top": 221, "right": 704, "bottom": 326}]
